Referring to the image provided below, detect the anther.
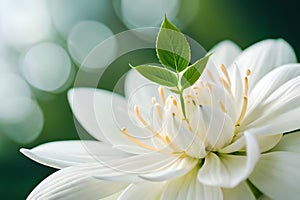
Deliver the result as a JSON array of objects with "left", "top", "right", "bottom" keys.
[
  {"left": 220, "top": 64, "right": 231, "bottom": 85},
  {"left": 121, "top": 128, "right": 157, "bottom": 151},
  {"left": 158, "top": 87, "right": 165, "bottom": 106}
]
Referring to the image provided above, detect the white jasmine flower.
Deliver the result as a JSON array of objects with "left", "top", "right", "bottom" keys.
[{"left": 21, "top": 39, "right": 300, "bottom": 200}]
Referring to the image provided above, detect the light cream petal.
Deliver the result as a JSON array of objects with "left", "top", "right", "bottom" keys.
[
  {"left": 20, "top": 140, "right": 129, "bottom": 169},
  {"left": 232, "top": 39, "right": 297, "bottom": 91},
  {"left": 249, "top": 152, "right": 300, "bottom": 200},
  {"left": 118, "top": 182, "right": 164, "bottom": 200},
  {"left": 161, "top": 168, "right": 222, "bottom": 200},
  {"left": 27, "top": 164, "right": 128, "bottom": 200},
  {"left": 222, "top": 181, "right": 255, "bottom": 200},
  {"left": 198, "top": 132, "right": 259, "bottom": 188}
]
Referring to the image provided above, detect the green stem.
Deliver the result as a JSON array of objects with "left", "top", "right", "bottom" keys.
[{"left": 179, "top": 89, "right": 187, "bottom": 120}]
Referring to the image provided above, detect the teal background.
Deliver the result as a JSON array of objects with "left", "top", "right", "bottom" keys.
[{"left": 1, "top": 1, "right": 299, "bottom": 199}]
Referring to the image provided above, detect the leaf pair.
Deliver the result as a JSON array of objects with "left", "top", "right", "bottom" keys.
[{"left": 131, "top": 16, "right": 211, "bottom": 90}]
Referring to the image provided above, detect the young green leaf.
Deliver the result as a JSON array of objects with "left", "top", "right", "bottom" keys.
[
  {"left": 181, "top": 54, "right": 212, "bottom": 89},
  {"left": 156, "top": 16, "right": 191, "bottom": 72},
  {"left": 133, "top": 65, "right": 178, "bottom": 87}
]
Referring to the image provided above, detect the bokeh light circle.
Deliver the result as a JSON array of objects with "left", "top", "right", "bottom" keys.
[
  {"left": 67, "top": 21, "right": 117, "bottom": 70},
  {"left": 0, "top": 97, "right": 44, "bottom": 143},
  {"left": 21, "top": 42, "right": 72, "bottom": 92},
  {"left": 0, "top": 0, "right": 52, "bottom": 49},
  {"left": 114, "top": 0, "right": 179, "bottom": 29}
]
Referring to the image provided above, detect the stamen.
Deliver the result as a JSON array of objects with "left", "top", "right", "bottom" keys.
[
  {"left": 152, "top": 97, "right": 157, "bottom": 105},
  {"left": 220, "top": 64, "right": 231, "bottom": 85},
  {"left": 121, "top": 128, "right": 157, "bottom": 151},
  {"left": 158, "top": 87, "right": 165, "bottom": 106},
  {"left": 235, "top": 72, "right": 250, "bottom": 126},
  {"left": 247, "top": 69, "right": 251, "bottom": 76},
  {"left": 154, "top": 103, "right": 162, "bottom": 120},
  {"left": 206, "top": 69, "right": 216, "bottom": 83},
  {"left": 173, "top": 99, "right": 178, "bottom": 107},
  {"left": 218, "top": 100, "right": 227, "bottom": 113},
  {"left": 134, "top": 105, "right": 164, "bottom": 141},
  {"left": 235, "top": 96, "right": 248, "bottom": 126},
  {"left": 220, "top": 78, "right": 234, "bottom": 98}
]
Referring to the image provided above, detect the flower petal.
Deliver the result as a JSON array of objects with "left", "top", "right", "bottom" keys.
[
  {"left": 244, "top": 74, "right": 300, "bottom": 136},
  {"left": 222, "top": 181, "right": 255, "bottom": 200},
  {"left": 220, "top": 133, "right": 282, "bottom": 153},
  {"left": 197, "top": 132, "right": 259, "bottom": 188},
  {"left": 20, "top": 140, "right": 129, "bottom": 169},
  {"left": 118, "top": 182, "right": 165, "bottom": 200},
  {"left": 209, "top": 40, "right": 241, "bottom": 67},
  {"left": 139, "top": 157, "right": 198, "bottom": 181},
  {"left": 245, "top": 64, "right": 300, "bottom": 125},
  {"left": 249, "top": 152, "right": 300, "bottom": 200},
  {"left": 232, "top": 39, "right": 297, "bottom": 91},
  {"left": 161, "top": 168, "right": 222, "bottom": 200},
  {"left": 27, "top": 164, "right": 128, "bottom": 200},
  {"left": 271, "top": 131, "right": 300, "bottom": 153},
  {"left": 68, "top": 88, "right": 108, "bottom": 142},
  {"left": 96, "top": 153, "right": 197, "bottom": 182},
  {"left": 69, "top": 88, "right": 153, "bottom": 154}
]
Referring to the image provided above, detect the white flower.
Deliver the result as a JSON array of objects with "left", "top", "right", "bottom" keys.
[{"left": 21, "top": 39, "right": 300, "bottom": 200}]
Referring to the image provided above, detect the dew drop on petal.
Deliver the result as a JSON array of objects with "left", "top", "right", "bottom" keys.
[
  {"left": 67, "top": 21, "right": 117, "bottom": 70},
  {"left": 21, "top": 42, "right": 72, "bottom": 92}
]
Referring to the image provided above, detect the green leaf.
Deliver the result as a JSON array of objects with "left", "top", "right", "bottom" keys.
[
  {"left": 156, "top": 16, "right": 191, "bottom": 72},
  {"left": 181, "top": 54, "right": 211, "bottom": 89},
  {"left": 133, "top": 65, "right": 178, "bottom": 87}
]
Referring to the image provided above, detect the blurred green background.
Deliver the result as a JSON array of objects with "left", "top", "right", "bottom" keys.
[{"left": 0, "top": 0, "right": 299, "bottom": 199}]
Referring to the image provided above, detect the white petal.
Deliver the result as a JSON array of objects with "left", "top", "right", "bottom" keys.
[
  {"left": 222, "top": 181, "right": 255, "bottom": 200},
  {"left": 161, "top": 168, "right": 222, "bottom": 200},
  {"left": 249, "top": 152, "right": 300, "bottom": 200},
  {"left": 232, "top": 39, "right": 297, "bottom": 91},
  {"left": 244, "top": 74, "right": 300, "bottom": 136},
  {"left": 69, "top": 88, "right": 153, "bottom": 154},
  {"left": 20, "top": 140, "right": 129, "bottom": 169},
  {"left": 271, "top": 131, "right": 300, "bottom": 153},
  {"left": 220, "top": 133, "right": 282, "bottom": 153},
  {"left": 244, "top": 64, "right": 300, "bottom": 125},
  {"left": 199, "top": 105, "right": 235, "bottom": 151},
  {"left": 209, "top": 40, "right": 241, "bottom": 67},
  {"left": 68, "top": 88, "right": 108, "bottom": 142},
  {"left": 118, "top": 182, "right": 164, "bottom": 200},
  {"left": 198, "top": 132, "right": 259, "bottom": 188},
  {"left": 139, "top": 157, "right": 198, "bottom": 181},
  {"left": 27, "top": 164, "right": 128, "bottom": 200},
  {"left": 97, "top": 153, "right": 197, "bottom": 182}
]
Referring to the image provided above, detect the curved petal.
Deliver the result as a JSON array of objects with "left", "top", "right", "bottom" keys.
[
  {"left": 232, "top": 39, "right": 297, "bottom": 91},
  {"left": 271, "top": 131, "right": 300, "bottom": 153},
  {"left": 27, "top": 164, "right": 128, "bottom": 200},
  {"left": 222, "top": 181, "right": 256, "bottom": 200},
  {"left": 68, "top": 88, "right": 108, "bottom": 142},
  {"left": 96, "top": 153, "right": 197, "bottom": 182},
  {"left": 209, "top": 40, "right": 241, "bottom": 67},
  {"left": 249, "top": 152, "right": 300, "bottom": 200},
  {"left": 20, "top": 140, "right": 129, "bottom": 169},
  {"left": 244, "top": 64, "right": 300, "bottom": 125},
  {"left": 197, "top": 132, "right": 260, "bottom": 188},
  {"left": 220, "top": 133, "right": 282, "bottom": 153},
  {"left": 69, "top": 88, "right": 153, "bottom": 154},
  {"left": 244, "top": 75, "right": 300, "bottom": 136},
  {"left": 118, "top": 182, "right": 164, "bottom": 200},
  {"left": 161, "top": 168, "right": 222, "bottom": 200},
  {"left": 139, "top": 157, "right": 198, "bottom": 181}
]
